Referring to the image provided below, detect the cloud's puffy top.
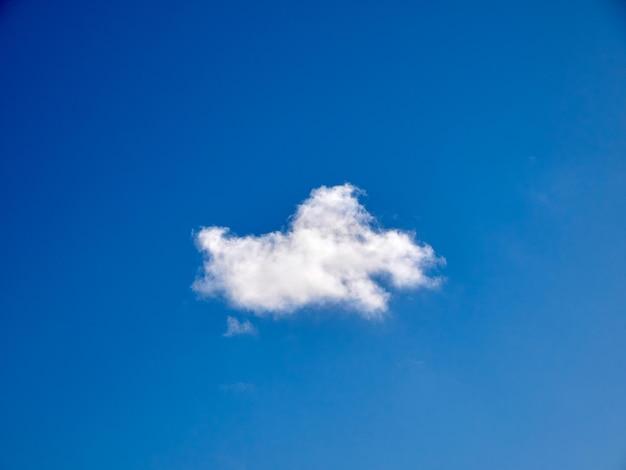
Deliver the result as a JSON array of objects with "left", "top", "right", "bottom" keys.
[{"left": 193, "top": 184, "right": 443, "bottom": 318}]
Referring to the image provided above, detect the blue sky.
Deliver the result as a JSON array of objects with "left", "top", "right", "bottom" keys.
[{"left": 1, "top": 0, "right": 626, "bottom": 468}]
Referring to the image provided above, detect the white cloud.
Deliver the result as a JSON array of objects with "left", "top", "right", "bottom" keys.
[
  {"left": 223, "top": 316, "right": 258, "bottom": 337},
  {"left": 193, "top": 184, "right": 443, "bottom": 319}
]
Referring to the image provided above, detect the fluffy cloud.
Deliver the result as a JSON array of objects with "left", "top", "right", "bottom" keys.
[
  {"left": 223, "top": 316, "right": 258, "bottom": 337},
  {"left": 193, "top": 184, "right": 443, "bottom": 319}
]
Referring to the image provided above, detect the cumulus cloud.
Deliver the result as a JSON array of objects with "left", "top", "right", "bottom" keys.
[
  {"left": 223, "top": 316, "right": 258, "bottom": 337},
  {"left": 193, "top": 184, "right": 443, "bottom": 319}
]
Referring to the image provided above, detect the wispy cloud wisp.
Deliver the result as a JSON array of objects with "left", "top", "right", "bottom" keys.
[
  {"left": 220, "top": 382, "right": 256, "bottom": 393},
  {"left": 223, "top": 316, "right": 258, "bottom": 337}
]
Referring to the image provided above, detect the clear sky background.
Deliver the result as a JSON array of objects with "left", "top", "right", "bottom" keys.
[{"left": 1, "top": 0, "right": 626, "bottom": 469}]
